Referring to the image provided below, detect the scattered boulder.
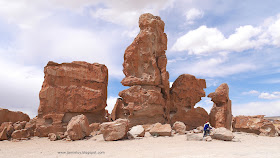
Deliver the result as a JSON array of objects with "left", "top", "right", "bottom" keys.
[
  {"left": 128, "top": 125, "right": 145, "bottom": 139},
  {"left": 203, "top": 136, "right": 212, "bottom": 142},
  {"left": 0, "top": 122, "right": 14, "bottom": 138},
  {"left": 208, "top": 83, "right": 232, "bottom": 130},
  {"left": 0, "top": 127, "right": 8, "bottom": 141},
  {"left": 0, "top": 108, "right": 30, "bottom": 125},
  {"left": 186, "top": 133, "right": 202, "bottom": 141},
  {"left": 233, "top": 115, "right": 277, "bottom": 136},
  {"left": 48, "top": 133, "right": 57, "bottom": 141},
  {"left": 100, "top": 119, "right": 129, "bottom": 141},
  {"left": 11, "top": 129, "right": 29, "bottom": 140},
  {"left": 111, "top": 13, "right": 170, "bottom": 127},
  {"left": 142, "top": 124, "right": 154, "bottom": 132},
  {"left": 65, "top": 115, "right": 91, "bottom": 141},
  {"left": 212, "top": 127, "right": 234, "bottom": 141},
  {"left": 170, "top": 74, "right": 209, "bottom": 130},
  {"left": 149, "top": 123, "right": 172, "bottom": 136},
  {"left": 89, "top": 123, "right": 100, "bottom": 132},
  {"left": 36, "top": 61, "right": 108, "bottom": 137},
  {"left": 172, "top": 121, "right": 186, "bottom": 135}
]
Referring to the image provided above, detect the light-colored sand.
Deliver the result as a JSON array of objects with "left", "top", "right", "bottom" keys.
[{"left": 0, "top": 132, "right": 279, "bottom": 158}]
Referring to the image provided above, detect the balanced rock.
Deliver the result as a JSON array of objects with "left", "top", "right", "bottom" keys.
[
  {"left": 111, "top": 13, "right": 170, "bottom": 126},
  {"left": 212, "top": 127, "right": 234, "bottom": 141},
  {"left": 208, "top": 83, "right": 232, "bottom": 130},
  {"left": 128, "top": 125, "right": 145, "bottom": 139},
  {"left": 36, "top": 61, "right": 108, "bottom": 137},
  {"left": 0, "top": 108, "right": 30, "bottom": 125},
  {"left": 172, "top": 121, "right": 186, "bottom": 135},
  {"left": 65, "top": 114, "right": 91, "bottom": 140},
  {"left": 170, "top": 74, "right": 209, "bottom": 130},
  {"left": 100, "top": 119, "right": 129, "bottom": 141},
  {"left": 233, "top": 115, "right": 277, "bottom": 136},
  {"left": 149, "top": 123, "right": 172, "bottom": 136}
]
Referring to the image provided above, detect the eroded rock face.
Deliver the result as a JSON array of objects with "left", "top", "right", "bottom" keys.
[
  {"left": 36, "top": 61, "right": 108, "bottom": 137},
  {"left": 100, "top": 119, "right": 129, "bottom": 141},
  {"left": 208, "top": 83, "right": 232, "bottom": 130},
  {"left": 65, "top": 114, "right": 91, "bottom": 141},
  {"left": 170, "top": 74, "right": 208, "bottom": 130},
  {"left": 233, "top": 115, "right": 277, "bottom": 136},
  {"left": 0, "top": 108, "right": 30, "bottom": 125},
  {"left": 112, "top": 13, "right": 170, "bottom": 126}
]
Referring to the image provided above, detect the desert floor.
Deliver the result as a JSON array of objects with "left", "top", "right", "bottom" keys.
[{"left": 0, "top": 132, "right": 279, "bottom": 158}]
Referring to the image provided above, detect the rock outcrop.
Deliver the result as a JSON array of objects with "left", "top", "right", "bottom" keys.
[
  {"left": 0, "top": 122, "right": 14, "bottom": 138},
  {"left": 233, "top": 115, "right": 277, "bottom": 137},
  {"left": 0, "top": 108, "right": 30, "bottom": 125},
  {"left": 111, "top": 13, "right": 170, "bottom": 126},
  {"left": 208, "top": 83, "right": 232, "bottom": 130},
  {"left": 36, "top": 61, "right": 108, "bottom": 137},
  {"left": 65, "top": 114, "right": 91, "bottom": 140},
  {"left": 170, "top": 74, "right": 208, "bottom": 130},
  {"left": 100, "top": 119, "right": 129, "bottom": 141}
]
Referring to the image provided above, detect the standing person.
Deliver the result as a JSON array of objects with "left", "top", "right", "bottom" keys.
[{"left": 203, "top": 122, "right": 212, "bottom": 137}]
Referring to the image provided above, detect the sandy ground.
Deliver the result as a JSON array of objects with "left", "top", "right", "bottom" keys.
[{"left": 0, "top": 132, "right": 279, "bottom": 158}]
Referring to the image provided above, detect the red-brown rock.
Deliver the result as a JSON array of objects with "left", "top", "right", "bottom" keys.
[
  {"left": 170, "top": 74, "right": 208, "bottom": 130},
  {"left": 112, "top": 13, "right": 170, "bottom": 126},
  {"left": 172, "top": 121, "right": 186, "bottom": 135},
  {"left": 233, "top": 115, "right": 277, "bottom": 136},
  {"left": 100, "top": 119, "right": 129, "bottom": 141},
  {"left": 36, "top": 61, "right": 108, "bottom": 137},
  {"left": 65, "top": 114, "right": 91, "bottom": 140},
  {"left": 149, "top": 123, "right": 172, "bottom": 136},
  {"left": 0, "top": 127, "right": 8, "bottom": 141},
  {"left": 0, "top": 108, "right": 30, "bottom": 125},
  {"left": 208, "top": 83, "right": 232, "bottom": 130},
  {"left": 11, "top": 129, "right": 29, "bottom": 140},
  {"left": 0, "top": 122, "right": 14, "bottom": 138}
]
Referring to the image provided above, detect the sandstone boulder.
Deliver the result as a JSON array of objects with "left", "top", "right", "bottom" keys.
[
  {"left": 172, "top": 121, "right": 186, "bottom": 135},
  {"left": 0, "top": 108, "right": 30, "bottom": 125},
  {"left": 89, "top": 123, "right": 100, "bottom": 132},
  {"left": 36, "top": 61, "right": 108, "bottom": 137},
  {"left": 65, "top": 114, "right": 91, "bottom": 141},
  {"left": 11, "top": 129, "right": 29, "bottom": 140},
  {"left": 186, "top": 133, "right": 202, "bottom": 141},
  {"left": 100, "top": 119, "right": 129, "bottom": 141},
  {"left": 170, "top": 74, "right": 208, "bottom": 130},
  {"left": 128, "top": 125, "right": 145, "bottom": 139},
  {"left": 48, "top": 133, "right": 57, "bottom": 141},
  {"left": 149, "top": 123, "right": 172, "bottom": 136},
  {"left": 212, "top": 127, "right": 234, "bottom": 141},
  {"left": 0, "top": 127, "right": 8, "bottom": 141},
  {"left": 233, "top": 115, "right": 277, "bottom": 136},
  {"left": 0, "top": 122, "right": 14, "bottom": 138},
  {"left": 13, "top": 122, "right": 24, "bottom": 130},
  {"left": 112, "top": 13, "right": 170, "bottom": 126},
  {"left": 208, "top": 83, "right": 232, "bottom": 130}
]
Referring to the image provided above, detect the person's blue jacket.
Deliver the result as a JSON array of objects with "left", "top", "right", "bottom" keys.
[{"left": 204, "top": 123, "right": 212, "bottom": 131}]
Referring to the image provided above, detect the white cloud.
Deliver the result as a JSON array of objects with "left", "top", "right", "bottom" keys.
[
  {"left": 171, "top": 25, "right": 264, "bottom": 55},
  {"left": 233, "top": 100, "right": 280, "bottom": 116},
  {"left": 185, "top": 8, "right": 204, "bottom": 24},
  {"left": 106, "top": 96, "right": 118, "bottom": 113},
  {"left": 259, "top": 92, "right": 280, "bottom": 99},
  {"left": 242, "top": 90, "right": 260, "bottom": 95}
]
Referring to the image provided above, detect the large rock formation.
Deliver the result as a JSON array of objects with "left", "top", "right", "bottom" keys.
[
  {"left": 208, "top": 83, "right": 232, "bottom": 130},
  {"left": 170, "top": 74, "right": 208, "bottom": 130},
  {"left": 0, "top": 108, "right": 30, "bottom": 125},
  {"left": 36, "top": 61, "right": 108, "bottom": 137},
  {"left": 111, "top": 13, "right": 170, "bottom": 126},
  {"left": 233, "top": 115, "right": 277, "bottom": 137}
]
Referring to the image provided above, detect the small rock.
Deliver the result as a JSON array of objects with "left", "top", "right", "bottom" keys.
[
  {"left": 48, "top": 133, "right": 57, "bottom": 141},
  {"left": 128, "top": 125, "right": 145, "bottom": 139},
  {"left": 203, "top": 136, "right": 212, "bottom": 142},
  {"left": 186, "top": 133, "right": 202, "bottom": 141}
]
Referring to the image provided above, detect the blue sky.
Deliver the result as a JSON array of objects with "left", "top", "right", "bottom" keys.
[{"left": 0, "top": 0, "right": 279, "bottom": 118}]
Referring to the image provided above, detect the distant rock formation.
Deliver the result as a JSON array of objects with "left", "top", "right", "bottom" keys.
[
  {"left": 208, "top": 83, "right": 232, "bottom": 130},
  {"left": 170, "top": 74, "right": 209, "bottom": 130},
  {"left": 35, "top": 61, "right": 108, "bottom": 137},
  {"left": 233, "top": 115, "right": 278, "bottom": 137},
  {"left": 111, "top": 13, "right": 170, "bottom": 126},
  {"left": 0, "top": 108, "right": 30, "bottom": 125}
]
